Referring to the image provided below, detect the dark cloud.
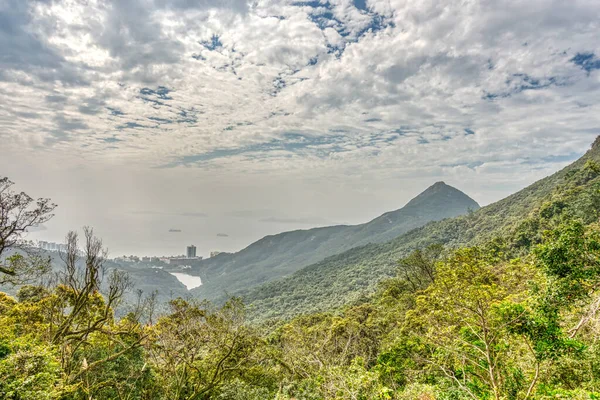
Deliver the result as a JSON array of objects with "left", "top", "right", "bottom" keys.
[
  {"left": 483, "top": 73, "right": 565, "bottom": 100},
  {"left": 103, "top": 137, "right": 123, "bottom": 143},
  {"left": 45, "top": 94, "right": 68, "bottom": 104},
  {"left": 107, "top": 107, "right": 125, "bottom": 116},
  {"left": 45, "top": 113, "right": 89, "bottom": 143},
  {"left": 116, "top": 121, "right": 146, "bottom": 130},
  {"left": 14, "top": 111, "right": 39, "bottom": 119},
  {"left": 162, "top": 133, "right": 348, "bottom": 167},
  {"left": 54, "top": 113, "right": 89, "bottom": 131},
  {"left": 78, "top": 96, "right": 107, "bottom": 115},
  {"left": 140, "top": 87, "right": 173, "bottom": 100},
  {"left": 94, "top": 0, "right": 184, "bottom": 73},
  {"left": 1, "top": 0, "right": 250, "bottom": 86},
  {"left": 0, "top": 0, "right": 87, "bottom": 84},
  {"left": 148, "top": 116, "right": 173, "bottom": 124}
]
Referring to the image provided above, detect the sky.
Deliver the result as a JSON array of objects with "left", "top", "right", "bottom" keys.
[{"left": 1, "top": 0, "right": 600, "bottom": 257}]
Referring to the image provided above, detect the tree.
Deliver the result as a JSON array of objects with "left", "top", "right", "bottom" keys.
[
  {"left": 405, "top": 247, "right": 537, "bottom": 400},
  {"left": 0, "top": 227, "right": 157, "bottom": 399},
  {"left": 148, "top": 298, "right": 268, "bottom": 399},
  {"left": 44, "top": 227, "right": 157, "bottom": 400},
  {"left": 498, "top": 221, "right": 600, "bottom": 396},
  {"left": 398, "top": 244, "right": 444, "bottom": 292},
  {"left": 0, "top": 177, "right": 56, "bottom": 284},
  {"left": 0, "top": 342, "right": 63, "bottom": 400},
  {"left": 50, "top": 228, "right": 142, "bottom": 367}
]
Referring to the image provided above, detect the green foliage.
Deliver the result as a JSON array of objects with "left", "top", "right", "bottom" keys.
[
  {"left": 535, "top": 221, "right": 600, "bottom": 305},
  {"left": 4, "top": 142, "right": 600, "bottom": 398},
  {"left": 0, "top": 342, "right": 63, "bottom": 400},
  {"left": 404, "top": 248, "right": 535, "bottom": 400},
  {"left": 148, "top": 297, "right": 276, "bottom": 399},
  {"left": 398, "top": 244, "right": 443, "bottom": 291},
  {"left": 498, "top": 222, "right": 600, "bottom": 364}
]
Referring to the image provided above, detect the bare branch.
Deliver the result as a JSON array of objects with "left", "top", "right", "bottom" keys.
[{"left": 0, "top": 177, "right": 56, "bottom": 283}]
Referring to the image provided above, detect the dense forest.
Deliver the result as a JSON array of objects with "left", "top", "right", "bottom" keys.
[{"left": 2, "top": 140, "right": 600, "bottom": 399}]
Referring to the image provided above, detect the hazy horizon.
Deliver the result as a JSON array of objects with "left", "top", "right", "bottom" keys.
[{"left": 19, "top": 169, "right": 576, "bottom": 258}]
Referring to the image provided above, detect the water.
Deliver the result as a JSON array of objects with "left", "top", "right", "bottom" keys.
[{"left": 170, "top": 272, "right": 203, "bottom": 290}]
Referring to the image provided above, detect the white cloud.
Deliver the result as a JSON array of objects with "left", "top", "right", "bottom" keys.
[{"left": 1, "top": 0, "right": 600, "bottom": 254}]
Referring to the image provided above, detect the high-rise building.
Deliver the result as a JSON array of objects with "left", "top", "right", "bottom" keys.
[{"left": 187, "top": 245, "right": 197, "bottom": 258}]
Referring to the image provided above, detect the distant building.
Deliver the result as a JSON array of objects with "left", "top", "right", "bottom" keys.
[
  {"left": 37, "top": 240, "right": 67, "bottom": 252},
  {"left": 115, "top": 255, "right": 140, "bottom": 263},
  {"left": 187, "top": 245, "right": 197, "bottom": 258},
  {"left": 210, "top": 251, "right": 221, "bottom": 258}
]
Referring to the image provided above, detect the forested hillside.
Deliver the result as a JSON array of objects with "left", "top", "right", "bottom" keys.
[
  {"left": 3, "top": 144, "right": 600, "bottom": 399},
  {"left": 243, "top": 138, "right": 600, "bottom": 321},
  {"left": 191, "top": 182, "right": 478, "bottom": 301}
]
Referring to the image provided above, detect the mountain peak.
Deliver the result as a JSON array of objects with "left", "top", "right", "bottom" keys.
[
  {"left": 419, "top": 181, "right": 462, "bottom": 195},
  {"left": 406, "top": 181, "right": 480, "bottom": 211},
  {"left": 426, "top": 181, "right": 458, "bottom": 192}
]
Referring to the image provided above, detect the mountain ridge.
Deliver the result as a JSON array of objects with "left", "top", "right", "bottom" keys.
[
  {"left": 190, "top": 181, "right": 479, "bottom": 301},
  {"left": 243, "top": 138, "right": 600, "bottom": 321}
]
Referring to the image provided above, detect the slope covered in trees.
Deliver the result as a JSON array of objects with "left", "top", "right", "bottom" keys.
[
  {"left": 243, "top": 139, "right": 600, "bottom": 321},
  {"left": 191, "top": 182, "right": 479, "bottom": 301},
  {"left": 3, "top": 161, "right": 600, "bottom": 398}
]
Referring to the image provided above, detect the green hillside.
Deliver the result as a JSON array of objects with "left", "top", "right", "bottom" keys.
[
  {"left": 4, "top": 142, "right": 600, "bottom": 400},
  {"left": 190, "top": 182, "right": 479, "bottom": 301},
  {"left": 244, "top": 138, "right": 600, "bottom": 321}
]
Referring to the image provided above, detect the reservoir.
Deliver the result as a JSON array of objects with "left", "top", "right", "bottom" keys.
[{"left": 170, "top": 272, "right": 203, "bottom": 290}]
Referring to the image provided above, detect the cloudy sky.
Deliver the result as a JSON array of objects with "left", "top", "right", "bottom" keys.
[{"left": 1, "top": 0, "right": 600, "bottom": 256}]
